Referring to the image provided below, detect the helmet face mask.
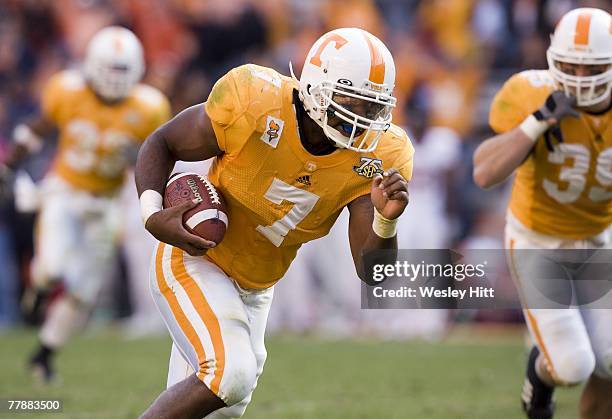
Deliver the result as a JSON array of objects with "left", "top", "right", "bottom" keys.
[
  {"left": 84, "top": 26, "right": 145, "bottom": 102},
  {"left": 316, "top": 81, "right": 395, "bottom": 151},
  {"left": 548, "top": 60, "right": 611, "bottom": 105},
  {"left": 88, "top": 62, "right": 135, "bottom": 101},
  {"left": 293, "top": 28, "right": 396, "bottom": 152},
  {"left": 546, "top": 8, "right": 612, "bottom": 108}
]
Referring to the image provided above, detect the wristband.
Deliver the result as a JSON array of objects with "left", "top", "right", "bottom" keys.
[
  {"left": 518, "top": 114, "right": 550, "bottom": 142},
  {"left": 372, "top": 208, "right": 398, "bottom": 239},
  {"left": 13, "top": 124, "right": 43, "bottom": 153},
  {"left": 140, "top": 189, "right": 163, "bottom": 225}
]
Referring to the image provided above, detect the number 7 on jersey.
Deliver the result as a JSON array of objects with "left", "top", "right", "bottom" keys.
[{"left": 256, "top": 178, "right": 320, "bottom": 246}]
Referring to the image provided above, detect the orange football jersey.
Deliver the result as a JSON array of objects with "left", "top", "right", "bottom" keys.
[
  {"left": 42, "top": 70, "right": 171, "bottom": 194},
  {"left": 203, "top": 64, "right": 414, "bottom": 289},
  {"left": 490, "top": 70, "right": 612, "bottom": 239}
]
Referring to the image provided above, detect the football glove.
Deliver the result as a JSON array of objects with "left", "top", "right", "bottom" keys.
[
  {"left": 534, "top": 91, "right": 580, "bottom": 123},
  {"left": 534, "top": 91, "right": 580, "bottom": 151}
]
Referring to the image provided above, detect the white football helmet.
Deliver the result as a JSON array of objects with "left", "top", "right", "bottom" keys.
[
  {"left": 546, "top": 8, "right": 612, "bottom": 107},
  {"left": 291, "top": 28, "right": 396, "bottom": 152},
  {"left": 83, "top": 26, "right": 145, "bottom": 102}
]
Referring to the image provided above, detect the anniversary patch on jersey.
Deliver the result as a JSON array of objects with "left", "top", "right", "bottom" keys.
[
  {"left": 296, "top": 175, "right": 311, "bottom": 186},
  {"left": 260, "top": 116, "right": 284, "bottom": 148},
  {"left": 353, "top": 157, "right": 383, "bottom": 178}
]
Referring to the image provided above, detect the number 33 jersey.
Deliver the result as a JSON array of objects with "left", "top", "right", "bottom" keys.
[
  {"left": 42, "top": 70, "right": 171, "bottom": 194},
  {"left": 204, "top": 64, "right": 414, "bottom": 289},
  {"left": 490, "top": 70, "right": 612, "bottom": 240}
]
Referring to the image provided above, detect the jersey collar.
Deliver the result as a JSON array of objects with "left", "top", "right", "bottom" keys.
[{"left": 283, "top": 83, "right": 356, "bottom": 169}]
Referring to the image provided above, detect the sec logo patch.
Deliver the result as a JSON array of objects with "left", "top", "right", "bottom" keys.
[{"left": 353, "top": 157, "right": 383, "bottom": 178}]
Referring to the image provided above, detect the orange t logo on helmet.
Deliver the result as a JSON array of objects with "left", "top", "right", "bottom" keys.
[
  {"left": 294, "top": 28, "right": 397, "bottom": 152},
  {"left": 309, "top": 33, "right": 348, "bottom": 67}
]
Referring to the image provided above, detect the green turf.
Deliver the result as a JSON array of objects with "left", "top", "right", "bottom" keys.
[{"left": 0, "top": 328, "right": 580, "bottom": 419}]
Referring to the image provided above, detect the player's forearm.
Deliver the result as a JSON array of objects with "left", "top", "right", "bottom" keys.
[
  {"left": 135, "top": 130, "right": 178, "bottom": 227},
  {"left": 135, "top": 130, "right": 175, "bottom": 197},
  {"left": 354, "top": 233, "right": 398, "bottom": 284},
  {"left": 473, "top": 128, "right": 535, "bottom": 189},
  {"left": 350, "top": 204, "right": 399, "bottom": 284}
]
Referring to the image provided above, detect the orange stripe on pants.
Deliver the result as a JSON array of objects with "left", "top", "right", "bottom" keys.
[
  {"left": 524, "top": 309, "right": 559, "bottom": 382},
  {"left": 170, "top": 247, "right": 226, "bottom": 396},
  {"left": 507, "top": 239, "right": 559, "bottom": 382},
  {"left": 155, "top": 243, "right": 209, "bottom": 381}
]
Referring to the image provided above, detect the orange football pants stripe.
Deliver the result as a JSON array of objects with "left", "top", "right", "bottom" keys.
[
  {"left": 170, "top": 246, "right": 226, "bottom": 396},
  {"left": 155, "top": 243, "right": 208, "bottom": 382},
  {"left": 507, "top": 238, "right": 559, "bottom": 382},
  {"left": 524, "top": 309, "right": 559, "bottom": 382}
]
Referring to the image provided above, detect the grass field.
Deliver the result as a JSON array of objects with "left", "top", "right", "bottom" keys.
[{"left": 0, "top": 327, "right": 581, "bottom": 419}]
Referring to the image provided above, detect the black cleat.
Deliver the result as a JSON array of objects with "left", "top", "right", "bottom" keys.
[{"left": 521, "top": 347, "right": 555, "bottom": 419}]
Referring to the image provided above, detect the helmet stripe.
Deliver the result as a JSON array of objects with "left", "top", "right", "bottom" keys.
[
  {"left": 574, "top": 12, "right": 592, "bottom": 45},
  {"left": 362, "top": 33, "right": 385, "bottom": 84}
]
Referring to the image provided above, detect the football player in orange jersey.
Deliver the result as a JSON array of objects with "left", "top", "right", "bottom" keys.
[
  {"left": 0, "top": 26, "right": 170, "bottom": 383},
  {"left": 135, "top": 27, "right": 413, "bottom": 418},
  {"left": 473, "top": 8, "right": 612, "bottom": 419}
]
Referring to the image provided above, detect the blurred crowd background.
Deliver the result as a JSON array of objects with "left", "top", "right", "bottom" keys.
[{"left": 0, "top": 0, "right": 610, "bottom": 337}]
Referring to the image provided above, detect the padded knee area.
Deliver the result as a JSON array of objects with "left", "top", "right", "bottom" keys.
[
  {"left": 552, "top": 348, "right": 595, "bottom": 385},
  {"left": 201, "top": 350, "right": 257, "bottom": 408}
]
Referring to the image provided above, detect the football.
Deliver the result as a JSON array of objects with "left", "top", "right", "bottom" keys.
[{"left": 163, "top": 172, "right": 228, "bottom": 244}]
